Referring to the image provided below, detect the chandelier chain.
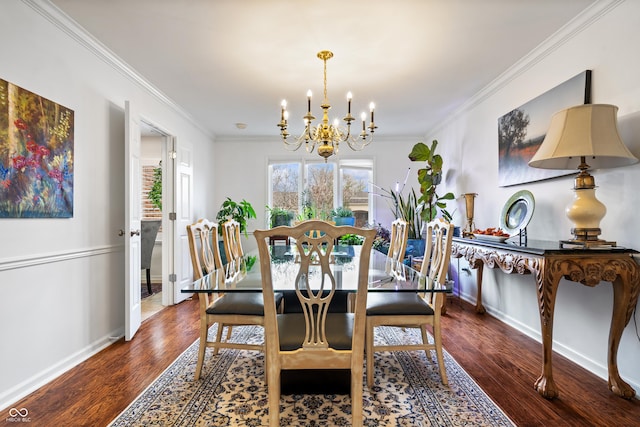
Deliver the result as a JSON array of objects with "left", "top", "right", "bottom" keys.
[{"left": 323, "top": 55, "right": 328, "bottom": 104}]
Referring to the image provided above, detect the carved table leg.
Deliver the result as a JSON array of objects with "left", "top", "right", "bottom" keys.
[
  {"left": 607, "top": 258, "right": 640, "bottom": 398},
  {"left": 474, "top": 262, "right": 486, "bottom": 314},
  {"left": 533, "top": 259, "right": 560, "bottom": 399}
]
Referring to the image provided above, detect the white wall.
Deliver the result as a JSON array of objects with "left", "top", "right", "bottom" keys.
[
  {"left": 431, "top": 0, "right": 640, "bottom": 395},
  {"left": 0, "top": 1, "right": 215, "bottom": 408}
]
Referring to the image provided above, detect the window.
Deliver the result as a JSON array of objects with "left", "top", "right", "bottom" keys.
[
  {"left": 340, "top": 162, "right": 372, "bottom": 226},
  {"left": 269, "top": 162, "right": 300, "bottom": 212},
  {"left": 268, "top": 159, "right": 373, "bottom": 226},
  {"left": 305, "top": 162, "right": 335, "bottom": 219}
]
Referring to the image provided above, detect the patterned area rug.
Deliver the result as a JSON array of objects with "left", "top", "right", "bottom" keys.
[
  {"left": 109, "top": 325, "right": 515, "bottom": 426},
  {"left": 141, "top": 282, "right": 162, "bottom": 299}
]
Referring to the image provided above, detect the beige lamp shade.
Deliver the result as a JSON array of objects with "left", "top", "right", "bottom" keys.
[{"left": 528, "top": 104, "right": 638, "bottom": 170}]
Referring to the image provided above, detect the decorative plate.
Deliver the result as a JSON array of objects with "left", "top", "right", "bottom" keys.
[
  {"left": 473, "top": 233, "right": 509, "bottom": 243},
  {"left": 499, "top": 190, "right": 535, "bottom": 236}
]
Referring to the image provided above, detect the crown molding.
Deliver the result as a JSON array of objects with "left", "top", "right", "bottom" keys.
[
  {"left": 22, "top": 0, "right": 214, "bottom": 139},
  {"left": 428, "top": 0, "right": 624, "bottom": 137}
]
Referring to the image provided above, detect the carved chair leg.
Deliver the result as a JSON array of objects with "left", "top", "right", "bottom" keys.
[
  {"left": 366, "top": 320, "right": 375, "bottom": 388},
  {"left": 194, "top": 318, "right": 208, "bottom": 380},
  {"left": 432, "top": 323, "right": 448, "bottom": 385},
  {"left": 213, "top": 323, "right": 224, "bottom": 355}
]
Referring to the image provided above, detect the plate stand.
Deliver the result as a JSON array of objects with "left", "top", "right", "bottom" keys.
[{"left": 517, "top": 227, "right": 528, "bottom": 245}]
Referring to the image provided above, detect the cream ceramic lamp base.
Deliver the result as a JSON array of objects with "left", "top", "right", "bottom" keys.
[{"left": 563, "top": 187, "right": 614, "bottom": 246}]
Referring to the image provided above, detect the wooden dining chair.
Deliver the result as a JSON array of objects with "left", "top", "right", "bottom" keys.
[
  {"left": 254, "top": 220, "right": 377, "bottom": 427},
  {"left": 365, "top": 218, "right": 454, "bottom": 387},
  {"left": 187, "top": 218, "right": 282, "bottom": 381},
  {"left": 370, "top": 218, "right": 409, "bottom": 282},
  {"left": 222, "top": 219, "right": 244, "bottom": 273}
]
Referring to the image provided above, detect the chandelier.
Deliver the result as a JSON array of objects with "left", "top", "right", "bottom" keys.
[{"left": 277, "top": 50, "right": 377, "bottom": 161}]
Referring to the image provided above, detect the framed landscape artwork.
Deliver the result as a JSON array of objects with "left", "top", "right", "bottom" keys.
[
  {"left": 0, "top": 79, "right": 74, "bottom": 218},
  {"left": 498, "top": 70, "right": 591, "bottom": 187}
]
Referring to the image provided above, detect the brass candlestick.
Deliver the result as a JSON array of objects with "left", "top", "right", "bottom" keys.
[{"left": 463, "top": 193, "right": 477, "bottom": 236}]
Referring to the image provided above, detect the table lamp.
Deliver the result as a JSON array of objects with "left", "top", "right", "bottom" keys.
[{"left": 528, "top": 104, "right": 638, "bottom": 247}]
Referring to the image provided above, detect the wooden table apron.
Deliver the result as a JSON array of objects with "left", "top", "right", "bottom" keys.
[{"left": 450, "top": 237, "right": 640, "bottom": 400}]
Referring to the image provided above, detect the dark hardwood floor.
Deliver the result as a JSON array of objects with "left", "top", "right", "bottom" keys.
[{"left": 4, "top": 296, "right": 640, "bottom": 426}]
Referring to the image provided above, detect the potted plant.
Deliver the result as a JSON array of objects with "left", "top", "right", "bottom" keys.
[
  {"left": 385, "top": 187, "right": 426, "bottom": 258},
  {"left": 371, "top": 222, "right": 391, "bottom": 254},
  {"left": 215, "top": 197, "right": 257, "bottom": 237},
  {"left": 266, "top": 206, "right": 294, "bottom": 228},
  {"left": 331, "top": 206, "right": 355, "bottom": 226},
  {"left": 295, "top": 204, "right": 315, "bottom": 222},
  {"left": 148, "top": 162, "right": 162, "bottom": 211},
  {"left": 408, "top": 140, "right": 455, "bottom": 224},
  {"left": 386, "top": 187, "right": 422, "bottom": 240}
]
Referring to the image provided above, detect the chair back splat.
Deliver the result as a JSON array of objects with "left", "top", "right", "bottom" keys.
[
  {"left": 387, "top": 218, "right": 409, "bottom": 277},
  {"left": 255, "top": 220, "right": 376, "bottom": 427},
  {"left": 222, "top": 219, "right": 243, "bottom": 259},
  {"left": 369, "top": 218, "right": 409, "bottom": 285},
  {"left": 421, "top": 218, "right": 454, "bottom": 306}
]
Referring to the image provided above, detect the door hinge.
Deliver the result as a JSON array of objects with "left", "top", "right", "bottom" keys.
[
  {"left": 169, "top": 150, "right": 177, "bottom": 159},
  {"left": 169, "top": 273, "right": 177, "bottom": 283},
  {"left": 169, "top": 212, "right": 177, "bottom": 220}
]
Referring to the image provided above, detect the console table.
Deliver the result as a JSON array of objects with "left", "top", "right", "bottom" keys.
[{"left": 450, "top": 236, "right": 640, "bottom": 400}]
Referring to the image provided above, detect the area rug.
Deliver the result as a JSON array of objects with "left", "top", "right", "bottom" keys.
[
  {"left": 109, "top": 325, "right": 515, "bottom": 426},
  {"left": 141, "top": 282, "right": 162, "bottom": 299}
]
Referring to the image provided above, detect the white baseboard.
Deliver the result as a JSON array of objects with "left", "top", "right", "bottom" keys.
[{"left": 0, "top": 328, "right": 124, "bottom": 411}]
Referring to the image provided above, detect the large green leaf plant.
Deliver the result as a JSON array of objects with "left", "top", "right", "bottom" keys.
[{"left": 408, "top": 140, "right": 455, "bottom": 224}]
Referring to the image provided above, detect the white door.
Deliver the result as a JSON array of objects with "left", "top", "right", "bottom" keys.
[
  {"left": 124, "top": 101, "right": 142, "bottom": 340},
  {"left": 173, "top": 140, "right": 194, "bottom": 304},
  {"left": 161, "top": 137, "right": 193, "bottom": 305}
]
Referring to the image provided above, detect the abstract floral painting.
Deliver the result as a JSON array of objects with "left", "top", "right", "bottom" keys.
[
  {"left": 0, "top": 79, "right": 74, "bottom": 217},
  {"left": 498, "top": 70, "right": 591, "bottom": 187}
]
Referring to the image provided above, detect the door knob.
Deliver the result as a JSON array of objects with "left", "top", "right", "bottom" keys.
[{"left": 118, "top": 229, "right": 125, "bottom": 236}]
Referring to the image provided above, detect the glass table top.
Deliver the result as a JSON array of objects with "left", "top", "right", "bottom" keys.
[{"left": 181, "top": 244, "right": 452, "bottom": 294}]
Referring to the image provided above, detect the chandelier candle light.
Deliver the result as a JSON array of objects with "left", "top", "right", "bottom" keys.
[{"left": 278, "top": 50, "right": 377, "bottom": 161}]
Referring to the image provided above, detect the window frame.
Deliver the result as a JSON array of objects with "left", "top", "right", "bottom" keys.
[{"left": 267, "top": 157, "right": 374, "bottom": 226}]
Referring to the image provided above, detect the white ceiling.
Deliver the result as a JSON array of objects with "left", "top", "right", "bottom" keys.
[{"left": 49, "top": 0, "right": 597, "bottom": 139}]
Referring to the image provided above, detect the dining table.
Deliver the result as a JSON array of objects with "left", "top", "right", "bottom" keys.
[
  {"left": 181, "top": 244, "right": 452, "bottom": 295},
  {"left": 181, "top": 243, "right": 452, "bottom": 394}
]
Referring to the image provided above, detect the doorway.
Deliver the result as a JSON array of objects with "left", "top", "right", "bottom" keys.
[{"left": 140, "top": 120, "right": 168, "bottom": 321}]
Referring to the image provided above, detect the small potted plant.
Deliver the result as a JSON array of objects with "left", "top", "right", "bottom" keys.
[
  {"left": 148, "top": 162, "right": 162, "bottom": 211},
  {"left": 215, "top": 197, "right": 257, "bottom": 237},
  {"left": 331, "top": 206, "right": 355, "bottom": 226},
  {"left": 372, "top": 222, "right": 391, "bottom": 254},
  {"left": 266, "top": 206, "right": 294, "bottom": 228}
]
